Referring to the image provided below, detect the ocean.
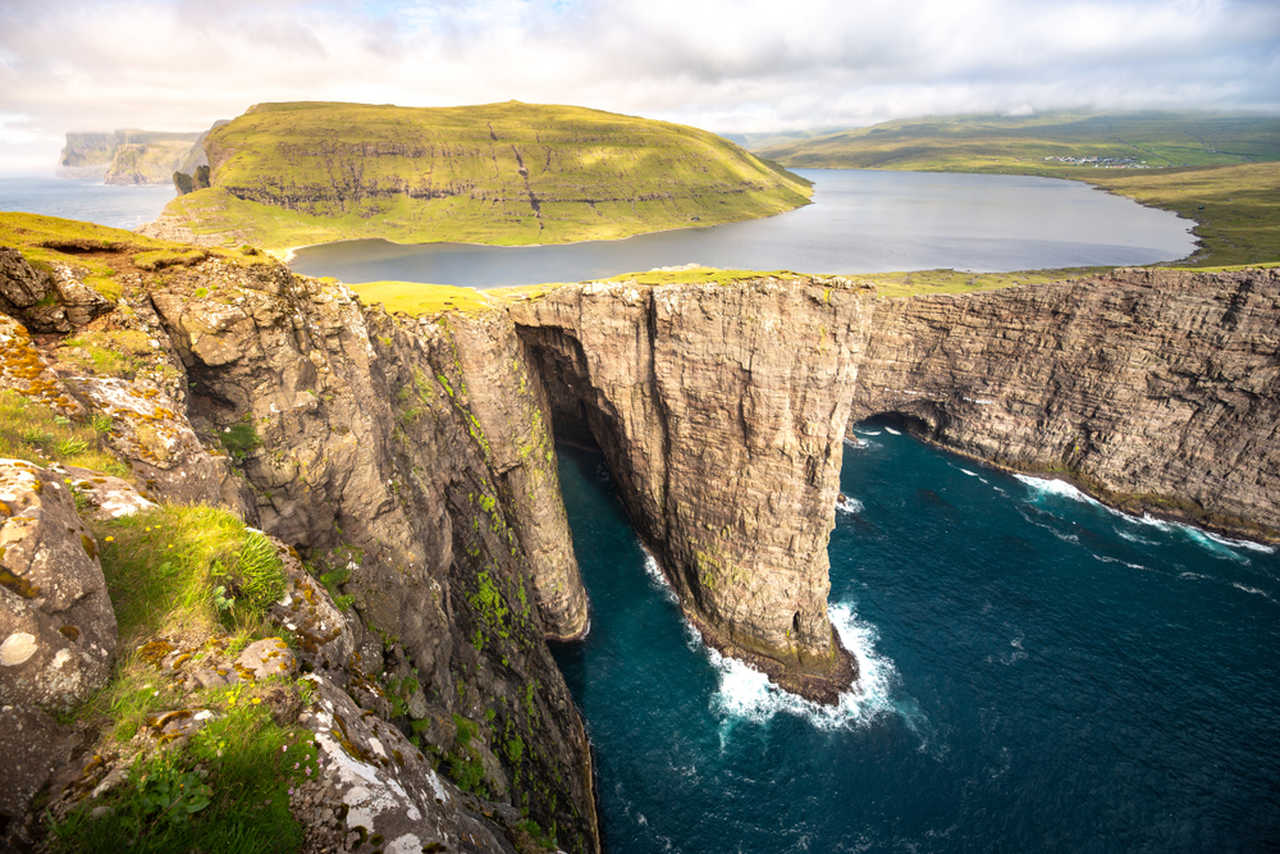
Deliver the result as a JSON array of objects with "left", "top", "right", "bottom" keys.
[{"left": 553, "top": 426, "right": 1279, "bottom": 852}]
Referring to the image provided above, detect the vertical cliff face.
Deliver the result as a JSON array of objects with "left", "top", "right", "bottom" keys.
[
  {"left": 145, "top": 263, "right": 598, "bottom": 850},
  {"left": 854, "top": 268, "right": 1280, "bottom": 540},
  {"left": 505, "top": 266, "right": 1279, "bottom": 705},
  {"left": 511, "top": 277, "right": 876, "bottom": 701},
  {"left": 57, "top": 130, "right": 204, "bottom": 184}
]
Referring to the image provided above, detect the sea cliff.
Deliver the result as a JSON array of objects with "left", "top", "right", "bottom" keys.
[
  {"left": 1, "top": 214, "right": 1277, "bottom": 851},
  {"left": 58, "top": 131, "right": 205, "bottom": 185}
]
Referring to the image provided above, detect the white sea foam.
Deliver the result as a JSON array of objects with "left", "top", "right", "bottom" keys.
[
  {"left": 1231, "top": 582, "right": 1272, "bottom": 599},
  {"left": 1181, "top": 528, "right": 1249, "bottom": 563},
  {"left": 836, "top": 495, "right": 864, "bottom": 515},
  {"left": 704, "top": 602, "right": 910, "bottom": 733},
  {"left": 1179, "top": 571, "right": 1209, "bottom": 581},
  {"left": 641, "top": 549, "right": 678, "bottom": 604},
  {"left": 1091, "top": 552, "right": 1150, "bottom": 572},
  {"left": 1200, "top": 529, "right": 1276, "bottom": 555},
  {"left": 1116, "top": 527, "right": 1159, "bottom": 546},
  {"left": 1014, "top": 473, "right": 1104, "bottom": 508},
  {"left": 883, "top": 426, "right": 902, "bottom": 436},
  {"left": 999, "top": 634, "right": 1028, "bottom": 666},
  {"left": 843, "top": 436, "right": 868, "bottom": 449},
  {"left": 853, "top": 428, "right": 882, "bottom": 437}
]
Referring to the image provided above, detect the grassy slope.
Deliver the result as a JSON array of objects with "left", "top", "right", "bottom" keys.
[
  {"left": 349, "top": 265, "right": 1129, "bottom": 319},
  {"left": 0, "top": 211, "right": 273, "bottom": 298},
  {"left": 756, "top": 112, "right": 1280, "bottom": 266},
  {"left": 154, "top": 101, "right": 813, "bottom": 252}
]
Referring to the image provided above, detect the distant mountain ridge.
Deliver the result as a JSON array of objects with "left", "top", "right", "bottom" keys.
[
  {"left": 752, "top": 111, "right": 1280, "bottom": 174},
  {"left": 143, "top": 100, "right": 813, "bottom": 253}
]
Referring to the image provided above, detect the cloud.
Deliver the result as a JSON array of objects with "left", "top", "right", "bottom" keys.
[{"left": 0, "top": 0, "right": 1276, "bottom": 171}]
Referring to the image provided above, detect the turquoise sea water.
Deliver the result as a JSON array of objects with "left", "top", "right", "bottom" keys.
[{"left": 552, "top": 426, "right": 1279, "bottom": 852}]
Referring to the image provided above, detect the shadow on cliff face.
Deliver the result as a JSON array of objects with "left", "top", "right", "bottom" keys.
[{"left": 860, "top": 411, "right": 942, "bottom": 439}]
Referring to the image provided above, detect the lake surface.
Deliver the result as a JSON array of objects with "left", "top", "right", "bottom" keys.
[
  {"left": 552, "top": 429, "right": 1279, "bottom": 853},
  {"left": 0, "top": 175, "right": 175, "bottom": 230},
  {"left": 290, "top": 169, "right": 1197, "bottom": 287}
]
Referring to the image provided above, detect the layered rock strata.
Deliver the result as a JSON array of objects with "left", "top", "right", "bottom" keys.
[
  {"left": 511, "top": 278, "right": 873, "bottom": 701},
  {"left": 854, "top": 268, "right": 1280, "bottom": 540},
  {"left": 506, "top": 267, "right": 1280, "bottom": 703}
]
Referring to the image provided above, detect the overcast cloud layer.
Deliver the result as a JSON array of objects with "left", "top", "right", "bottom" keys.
[{"left": 1, "top": 0, "right": 1277, "bottom": 172}]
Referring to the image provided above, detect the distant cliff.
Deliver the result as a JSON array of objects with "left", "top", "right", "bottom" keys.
[
  {"left": 58, "top": 129, "right": 206, "bottom": 185},
  {"left": 142, "top": 100, "right": 813, "bottom": 252}
]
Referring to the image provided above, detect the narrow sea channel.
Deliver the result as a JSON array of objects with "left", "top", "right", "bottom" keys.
[{"left": 552, "top": 427, "right": 1279, "bottom": 852}]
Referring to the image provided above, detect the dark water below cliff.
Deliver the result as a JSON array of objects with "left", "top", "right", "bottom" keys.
[
  {"left": 0, "top": 176, "right": 175, "bottom": 230},
  {"left": 289, "top": 170, "right": 1197, "bottom": 287},
  {"left": 552, "top": 427, "right": 1280, "bottom": 853}
]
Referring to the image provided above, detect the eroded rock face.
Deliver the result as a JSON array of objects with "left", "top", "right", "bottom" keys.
[
  {"left": 0, "top": 458, "right": 118, "bottom": 826},
  {"left": 147, "top": 261, "right": 599, "bottom": 851},
  {"left": 0, "top": 249, "right": 111, "bottom": 333},
  {"left": 0, "top": 458, "right": 117, "bottom": 710},
  {"left": 512, "top": 277, "right": 874, "bottom": 701},
  {"left": 509, "top": 267, "right": 1280, "bottom": 703},
  {"left": 296, "top": 674, "right": 516, "bottom": 854},
  {"left": 61, "top": 374, "right": 249, "bottom": 514},
  {"left": 854, "top": 268, "right": 1280, "bottom": 540}
]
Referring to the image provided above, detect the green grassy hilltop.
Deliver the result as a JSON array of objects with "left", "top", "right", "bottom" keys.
[
  {"left": 149, "top": 101, "right": 812, "bottom": 253},
  {"left": 755, "top": 112, "right": 1280, "bottom": 266}
]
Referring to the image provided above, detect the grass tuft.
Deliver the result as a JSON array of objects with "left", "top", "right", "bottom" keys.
[
  {"left": 50, "top": 701, "right": 317, "bottom": 854},
  {"left": 93, "top": 504, "right": 285, "bottom": 643},
  {"left": 0, "top": 390, "right": 124, "bottom": 473}
]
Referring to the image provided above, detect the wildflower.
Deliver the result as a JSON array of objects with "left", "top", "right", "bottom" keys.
[
  {"left": 104, "top": 535, "right": 114, "bottom": 542},
  {"left": 251, "top": 696, "right": 262, "bottom": 704}
]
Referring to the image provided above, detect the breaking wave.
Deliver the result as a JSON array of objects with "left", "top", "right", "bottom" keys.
[
  {"left": 642, "top": 549, "right": 678, "bottom": 604},
  {"left": 703, "top": 602, "right": 919, "bottom": 736},
  {"left": 1014, "top": 474, "right": 1103, "bottom": 508},
  {"left": 836, "top": 494, "right": 864, "bottom": 515}
]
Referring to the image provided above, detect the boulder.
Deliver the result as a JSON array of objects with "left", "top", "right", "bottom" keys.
[
  {"left": 0, "top": 458, "right": 117, "bottom": 826},
  {"left": 0, "top": 458, "right": 116, "bottom": 710}
]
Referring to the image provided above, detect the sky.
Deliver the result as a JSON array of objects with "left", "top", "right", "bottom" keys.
[{"left": 0, "top": 0, "right": 1277, "bottom": 173}]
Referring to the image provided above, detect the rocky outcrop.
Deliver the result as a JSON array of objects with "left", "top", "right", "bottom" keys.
[
  {"left": 145, "top": 260, "right": 598, "bottom": 850},
  {"left": 0, "top": 459, "right": 117, "bottom": 710},
  {"left": 0, "top": 248, "right": 112, "bottom": 333},
  {"left": 505, "top": 266, "right": 1280, "bottom": 703},
  {"left": 0, "top": 458, "right": 118, "bottom": 824}
]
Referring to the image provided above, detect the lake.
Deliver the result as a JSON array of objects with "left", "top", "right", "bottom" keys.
[{"left": 290, "top": 169, "right": 1198, "bottom": 287}]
